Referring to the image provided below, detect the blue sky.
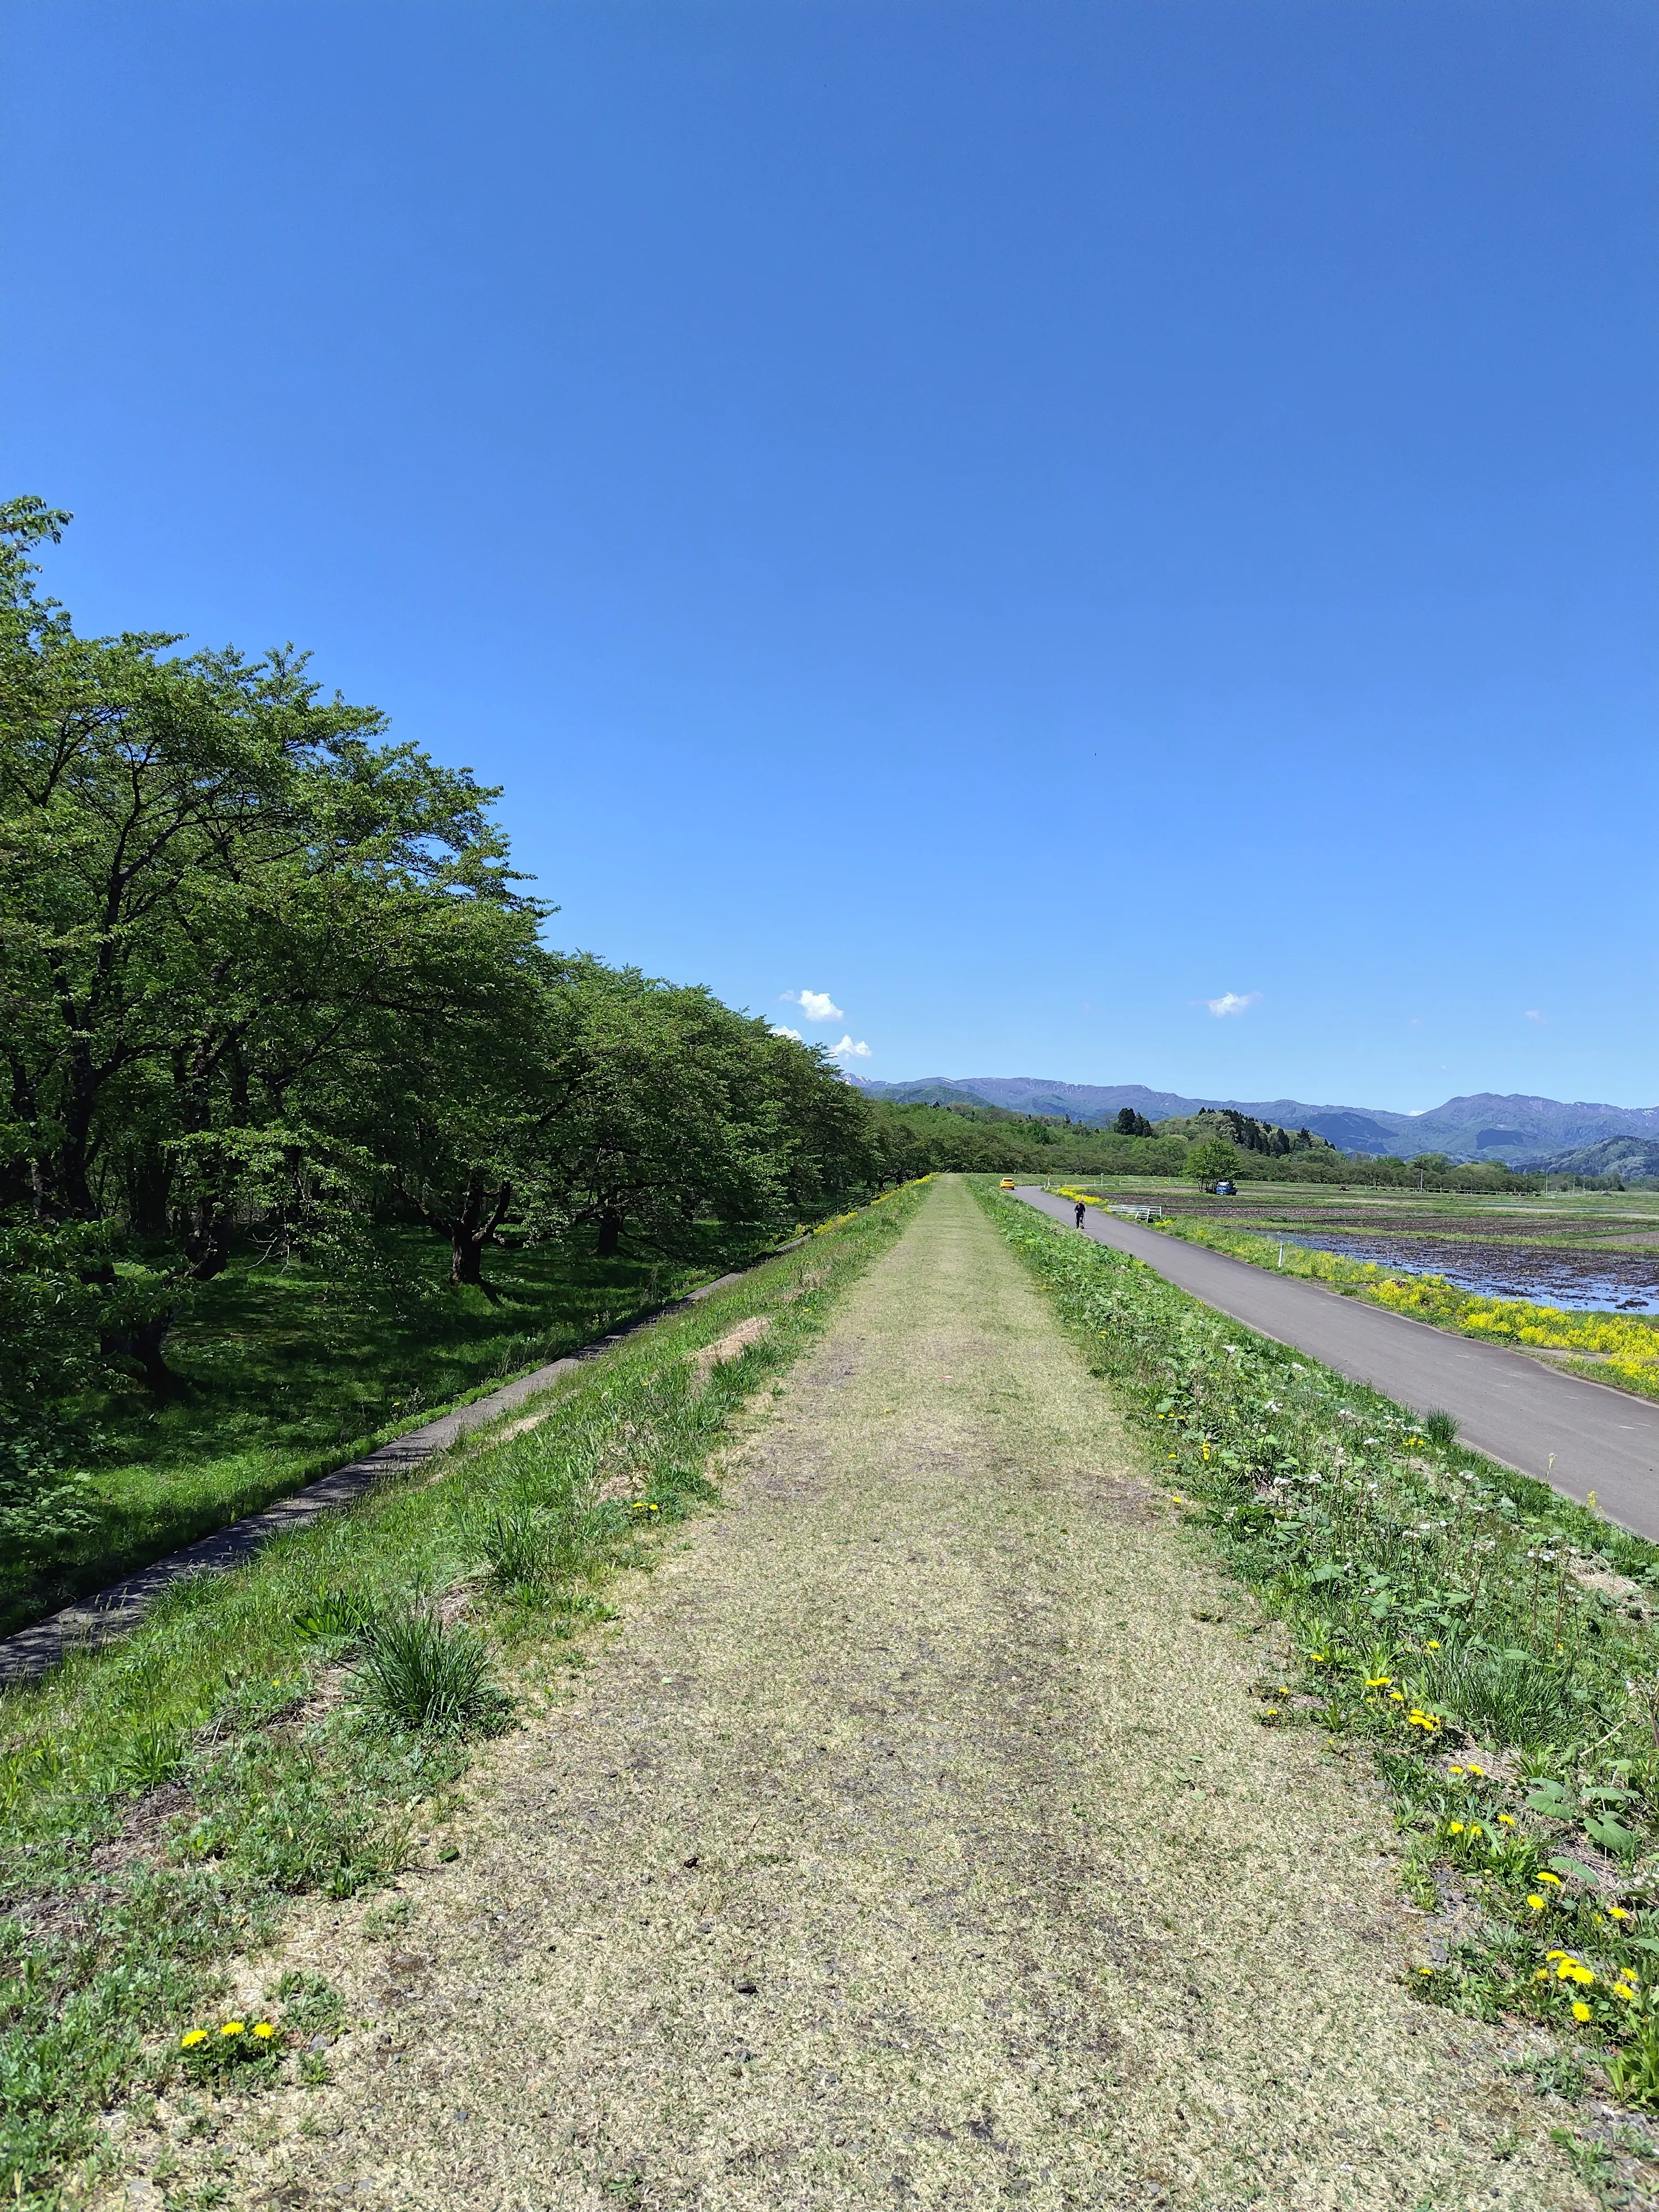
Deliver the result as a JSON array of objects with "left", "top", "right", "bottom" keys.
[{"left": 4, "top": 1, "right": 1655, "bottom": 1112}]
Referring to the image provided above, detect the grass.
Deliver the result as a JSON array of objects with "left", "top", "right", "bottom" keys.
[
  {"left": 0, "top": 1180, "right": 929, "bottom": 2206},
  {"left": 1056, "top": 1185, "right": 1659, "bottom": 1402},
  {"left": 979, "top": 1181, "right": 1659, "bottom": 2102},
  {"left": 4, "top": 1222, "right": 773, "bottom": 1640}
]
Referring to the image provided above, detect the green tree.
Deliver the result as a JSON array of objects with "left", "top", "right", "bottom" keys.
[
  {"left": 0, "top": 497, "right": 541, "bottom": 1378},
  {"left": 1185, "top": 1137, "right": 1239, "bottom": 1189}
]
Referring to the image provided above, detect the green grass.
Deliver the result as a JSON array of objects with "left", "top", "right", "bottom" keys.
[
  {"left": 0, "top": 1182, "right": 927, "bottom": 2207},
  {"left": 979, "top": 1182, "right": 1659, "bottom": 2096},
  {"left": 4, "top": 1223, "right": 768, "bottom": 1640}
]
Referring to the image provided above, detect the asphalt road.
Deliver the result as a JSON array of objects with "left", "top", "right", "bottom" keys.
[{"left": 1017, "top": 1186, "right": 1659, "bottom": 1542}]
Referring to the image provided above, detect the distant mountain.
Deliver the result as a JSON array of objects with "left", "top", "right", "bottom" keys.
[{"left": 849, "top": 1077, "right": 1659, "bottom": 1163}]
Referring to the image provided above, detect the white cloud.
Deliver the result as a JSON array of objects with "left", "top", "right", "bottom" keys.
[
  {"left": 781, "top": 988, "right": 844, "bottom": 1023},
  {"left": 829, "top": 1035, "right": 872, "bottom": 1059},
  {"left": 1203, "top": 990, "right": 1263, "bottom": 1018},
  {"left": 770, "top": 1024, "right": 802, "bottom": 1041},
  {"left": 1525, "top": 1008, "right": 1547, "bottom": 1024}
]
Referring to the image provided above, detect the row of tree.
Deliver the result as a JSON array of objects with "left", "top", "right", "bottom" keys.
[{"left": 0, "top": 500, "right": 878, "bottom": 1406}]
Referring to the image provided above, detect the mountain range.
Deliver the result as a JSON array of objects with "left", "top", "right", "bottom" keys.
[{"left": 848, "top": 1077, "right": 1659, "bottom": 1166}]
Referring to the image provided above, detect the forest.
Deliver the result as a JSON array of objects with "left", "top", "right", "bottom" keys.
[{"left": 0, "top": 500, "right": 891, "bottom": 1600}]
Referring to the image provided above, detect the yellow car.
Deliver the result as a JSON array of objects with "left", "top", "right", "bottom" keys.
[{"left": 999, "top": 1177, "right": 1016, "bottom": 1189}]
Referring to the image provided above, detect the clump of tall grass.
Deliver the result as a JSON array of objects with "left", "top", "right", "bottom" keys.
[{"left": 348, "top": 1607, "right": 511, "bottom": 1738}]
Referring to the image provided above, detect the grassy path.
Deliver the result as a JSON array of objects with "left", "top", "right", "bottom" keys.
[{"left": 154, "top": 1178, "right": 1586, "bottom": 2210}]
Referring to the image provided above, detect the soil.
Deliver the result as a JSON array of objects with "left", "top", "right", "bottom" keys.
[{"left": 123, "top": 1180, "right": 1594, "bottom": 2210}]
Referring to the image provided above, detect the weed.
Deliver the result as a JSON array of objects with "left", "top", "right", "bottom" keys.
[
  {"left": 1423, "top": 1409, "right": 1460, "bottom": 1449},
  {"left": 269, "top": 1970, "right": 345, "bottom": 2038},
  {"left": 1507, "top": 2048, "right": 1588, "bottom": 2101},
  {"left": 347, "top": 1609, "right": 512, "bottom": 1739},
  {"left": 1609, "top": 2018, "right": 1659, "bottom": 2112}
]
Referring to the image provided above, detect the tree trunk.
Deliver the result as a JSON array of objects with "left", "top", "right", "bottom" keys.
[
  {"left": 596, "top": 1211, "right": 622, "bottom": 1257},
  {"left": 101, "top": 1310, "right": 185, "bottom": 1395},
  {"left": 448, "top": 1172, "right": 511, "bottom": 1294}
]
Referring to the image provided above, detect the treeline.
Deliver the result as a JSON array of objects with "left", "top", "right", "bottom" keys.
[
  {"left": 0, "top": 500, "right": 879, "bottom": 1426},
  {"left": 863, "top": 1101, "right": 1542, "bottom": 1195}
]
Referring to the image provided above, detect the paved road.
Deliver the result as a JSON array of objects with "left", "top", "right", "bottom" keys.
[{"left": 1017, "top": 1186, "right": 1659, "bottom": 1541}]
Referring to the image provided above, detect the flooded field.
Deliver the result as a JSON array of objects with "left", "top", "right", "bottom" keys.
[
  {"left": 1078, "top": 1184, "right": 1659, "bottom": 1313},
  {"left": 1271, "top": 1229, "right": 1659, "bottom": 1313}
]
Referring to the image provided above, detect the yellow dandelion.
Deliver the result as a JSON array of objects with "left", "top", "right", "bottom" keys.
[
  {"left": 1498, "top": 1814, "right": 1516, "bottom": 1826},
  {"left": 252, "top": 2021, "right": 276, "bottom": 2039},
  {"left": 1572, "top": 2001, "right": 1592, "bottom": 2022},
  {"left": 180, "top": 2029, "right": 208, "bottom": 2049},
  {"left": 1537, "top": 1871, "right": 1561, "bottom": 1885},
  {"left": 1614, "top": 1984, "right": 1636, "bottom": 2003},
  {"left": 1527, "top": 1895, "right": 1547, "bottom": 1911},
  {"left": 1610, "top": 1905, "right": 1630, "bottom": 1921},
  {"left": 220, "top": 2020, "right": 245, "bottom": 2038},
  {"left": 1448, "top": 1822, "right": 1465, "bottom": 1835},
  {"left": 1425, "top": 1640, "right": 1441, "bottom": 1651}
]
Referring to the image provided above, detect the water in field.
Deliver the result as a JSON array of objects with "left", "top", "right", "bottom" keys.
[{"left": 1279, "top": 1231, "right": 1659, "bottom": 1313}]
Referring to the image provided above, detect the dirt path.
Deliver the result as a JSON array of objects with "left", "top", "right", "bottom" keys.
[{"left": 171, "top": 1178, "right": 1587, "bottom": 2210}]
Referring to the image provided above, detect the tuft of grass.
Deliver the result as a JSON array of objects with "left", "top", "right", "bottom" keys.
[
  {"left": 1413, "top": 1643, "right": 1579, "bottom": 1749},
  {"left": 347, "top": 1609, "right": 511, "bottom": 1739},
  {"left": 1422, "top": 1407, "right": 1460, "bottom": 1449}
]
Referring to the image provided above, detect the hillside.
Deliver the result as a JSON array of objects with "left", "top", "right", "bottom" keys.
[{"left": 1534, "top": 1135, "right": 1659, "bottom": 1183}]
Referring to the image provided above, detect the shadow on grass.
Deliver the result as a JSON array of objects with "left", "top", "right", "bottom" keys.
[{"left": 3, "top": 1224, "right": 760, "bottom": 1640}]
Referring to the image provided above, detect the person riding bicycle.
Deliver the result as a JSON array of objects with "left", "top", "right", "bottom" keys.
[{"left": 1074, "top": 1198, "right": 1087, "bottom": 1230}]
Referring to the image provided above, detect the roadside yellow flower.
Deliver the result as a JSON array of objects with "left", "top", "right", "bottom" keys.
[
  {"left": 1533, "top": 1967, "right": 1550, "bottom": 1981},
  {"left": 1614, "top": 1983, "right": 1636, "bottom": 2003},
  {"left": 180, "top": 2029, "right": 208, "bottom": 2049},
  {"left": 1389, "top": 1690, "right": 1405, "bottom": 1703},
  {"left": 1415, "top": 1965, "right": 1433, "bottom": 1976},
  {"left": 1527, "top": 1895, "right": 1547, "bottom": 1911},
  {"left": 1547, "top": 1952, "right": 1569, "bottom": 1961},
  {"left": 1498, "top": 1814, "right": 1516, "bottom": 1826},
  {"left": 1448, "top": 1822, "right": 1465, "bottom": 1835},
  {"left": 1573, "top": 2001, "right": 1592, "bottom": 2023},
  {"left": 1610, "top": 1905, "right": 1630, "bottom": 1921},
  {"left": 1539, "top": 1872, "right": 1562, "bottom": 1886},
  {"left": 252, "top": 2021, "right": 276, "bottom": 2039},
  {"left": 1425, "top": 1640, "right": 1441, "bottom": 1651},
  {"left": 1465, "top": 1763, "right": 1484, "bottom": 1777},
  {"left": 1367, "top": 1677, "right": 1393, "bottom": 1689},
  {"left": 220, "top": 2021, "right": 245, "bottom": 2038}
]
